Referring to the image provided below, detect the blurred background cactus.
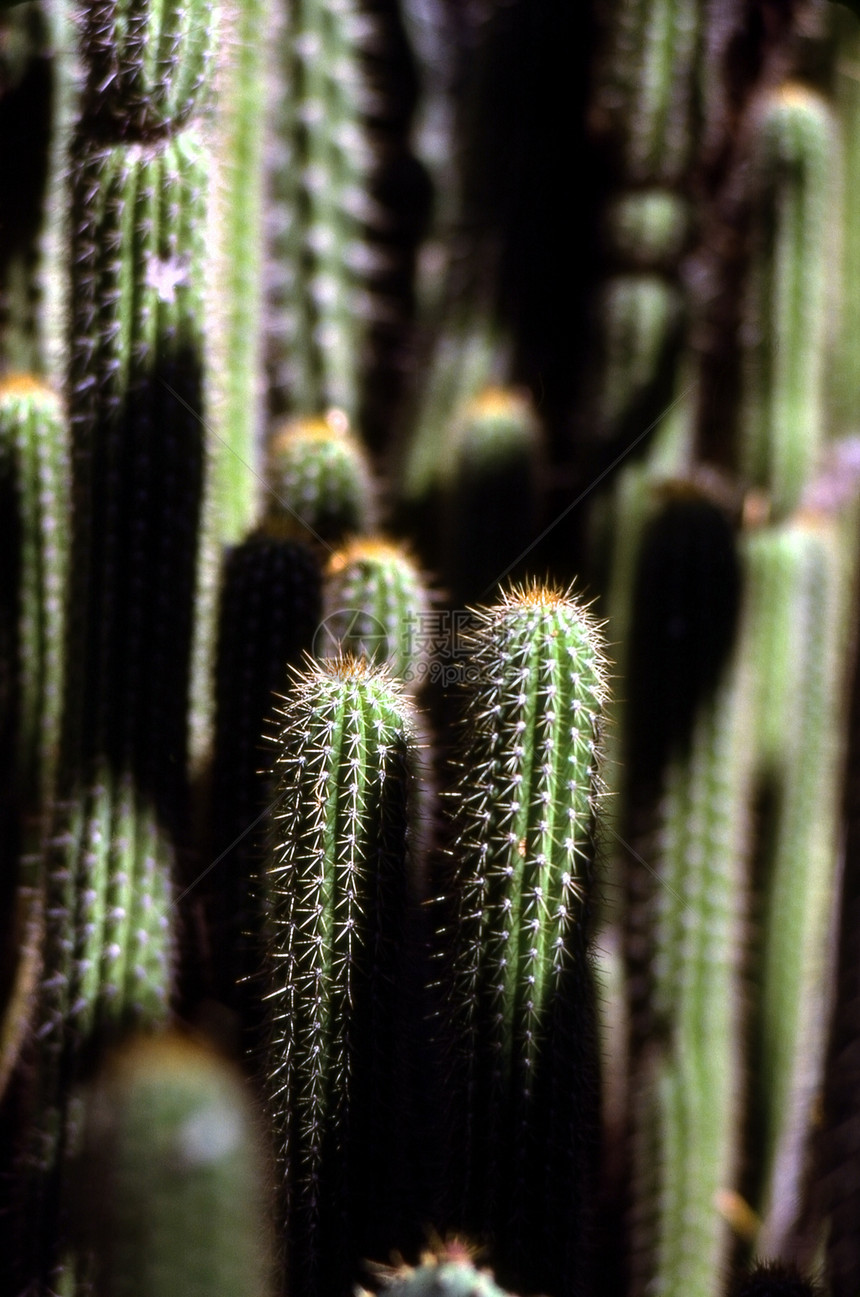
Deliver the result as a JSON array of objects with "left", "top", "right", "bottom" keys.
[{"left": 3, "top": 2, "right": 860, "bottom": 1297}]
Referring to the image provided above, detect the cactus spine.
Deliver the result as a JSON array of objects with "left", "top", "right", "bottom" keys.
[
  {"left": 442, "top": 583, "right": 607, "bottom": 1296},
  {"left": 265, "top": 657, "right": 421, "bottom": 1297}
]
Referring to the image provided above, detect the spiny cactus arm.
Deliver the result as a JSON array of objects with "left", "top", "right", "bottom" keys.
[
  {"left": 364, "top": 1253, "right": 515, "bottom": 1297},
  {"left": 740, "top": 84, "right": 837, "bottom": 519},
  {"left": 266, "top": 0, "right": 377, "bottom": 418},
  {"left": 70, "top": 1032, "right": 274, "bottom": 1297},
  {"left": 320, "top": 537, "right": 431, "bottom": 686},
  {"left": 205, "top": 0, "right": 272, "bottom": 546},
  {"left": 632, "top": 663, "right": 751, "bottom": 1297},
  {"left": 262, "top": 409, "right": 377, "bottom": 546},
  {"left": 443, "top": 582, "right": 607, "bottom": 1297},
  {"left": 265, "top": 656, "right": 421, "bottom": 1297},
  {"left": 745, "top": 515, "right": 853, "bottom": 1254},
  {"left": 65, "top": 128, "right": 208, "bottom": 803},
  {"left": 595, "top": 0, "right": 703, "bottom": 186},
  {"left": 77, "top": 0, "right": 215, "bottom": 133},
  {"left": 0, "top": 376, "right": 68, "bottom": 807}
]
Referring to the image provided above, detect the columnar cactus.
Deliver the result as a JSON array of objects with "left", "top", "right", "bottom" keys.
[
  {"left": 441, "top": 583, "right": 607, "bottom": 1297},
  {"left": 71, "top": 1032, "right": 274, "bottom": 1297},
  {"left": 264, "top": 656, "right": 423, "bottom": 1297},
  {"left": 2, "top": 7, "right": 860, "bottom": 1297}
]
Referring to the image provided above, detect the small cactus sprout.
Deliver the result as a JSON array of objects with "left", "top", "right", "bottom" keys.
[
  {"left": 263, "top": 409, "right": 376, "bottom": 546},
  {"left": 741, "top": 84, "right": 837, "bottom": 518},
  {"left": 443, "top": 581, "right": 607, "bottom": 1296},
  {"left": 604, "top": 191, "right": 690, "bottom": 270},
  {"left": 265, "top": 656, "right": 422, "bottom": 1297},
  {"left": 364, "top": 1249, "right": 514, "bottom": 1297},
  {"left": 72, "top": 1032, "right": 274, "bottom": 1297},
  {"left": 320, "top": 537, "right": 431, "bottom": 687}
]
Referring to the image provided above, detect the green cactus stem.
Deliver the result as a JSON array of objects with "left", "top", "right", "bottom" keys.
[
  {"left": 64, "top": 129, "right": 208, "bottom": 814},
  {"left": 622, "top": 487, "right": 748, "bottom": 1297},
  {"left": 266, "top": 0, "right": 377, "bottom": 419},
  {"left": 0, "top": 376, "right": 69, "bottom": 1095},
  {"left": 265, "top": 656, "right": 423, "bottom": 1297},
  {"left": 442, "top": 582, "right": 607, "bottom": 1297},
  {"left": 12, "top": 769, "right": 175, "bottom": 1293},
  {"left": 206, "top": 530, "right": 321, "bottom": 1016},
  {"left": 71, "top": 1032, "right": 274, "bottom": 1297},
  {"left": 595, "top": 0, "right": 703, "bottom": 186},
  {"left": 77, "top": 0, "right": 215, "bottom": 134},
  {"left": 740, "top": 83, "right": 837, "bottom": 519},
  {"left": 0, "top": 375, "right": 68, "bottom": 813},
  {"left": 262, "top": 409, "right": 376, "bottom": 546},
  {"left": 320, "top": 537, "right": 431, "bottom": 687},
  {"left": 204, "top": 0, "right": 271, "bottom": 546},
  {"left": 594, "top": 275, "right": 684, "bottom": 445},
  {"left": 742, "top": 513, "right": 852, "bottom": 1255}
]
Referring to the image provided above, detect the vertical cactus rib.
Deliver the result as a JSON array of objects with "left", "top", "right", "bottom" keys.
[
  {"left": 205, "top": 0, "right": 272, "bottom": 545},
  {"left": 0, "top": 376, "right": 68, "bottom": 810},
  {"left": 72, "top": 1033, "right": 274, "bottom": 1297},
  {"left": 78, "top": 0, "right": 215, "bottom": 134},
  {"left": 743, "top": 516, "right": 852, "bottom": 1254},
  {"left": 596, "top": 0, "right": 703, "bottom": 186},
  {"left": 263, "top": 409, "right": 376, "bottom": 545},
  {"left": 740, "top": 84, "right": 837, "bottom": 519},
  {"left": 321, "top": 537, "right": 431, "bottom": 687},
  {"left": 443, "top": 582, "right": 607, "bottom": 1297},
  {"left": 267, "top": 0, "right": 377, "bottom": 419},
  {"left": 65, "top": 129, "right": 208, "bottom": 815},
  {"left": 265, "top": 656, "right": 421, "bottom": 1297}
]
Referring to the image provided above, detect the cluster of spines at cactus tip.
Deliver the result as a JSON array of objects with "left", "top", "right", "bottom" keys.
[
  {"left": 262, "top": 409, "right": 376, "bottom": 546},
  {"left": 320, "top": 537, "right": 430, "bottom": 686},
  {"left": 265, "top": 655, "right": 421, "bottom": 1297}
]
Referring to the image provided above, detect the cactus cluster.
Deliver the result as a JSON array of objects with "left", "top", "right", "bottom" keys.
[{"left": 3, "top": 4, "right": 860, "bottom": 1297}]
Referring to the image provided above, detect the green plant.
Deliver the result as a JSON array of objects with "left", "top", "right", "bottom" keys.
[{"left": 2, "top": 3, "right": 860, "bottom": 1297}]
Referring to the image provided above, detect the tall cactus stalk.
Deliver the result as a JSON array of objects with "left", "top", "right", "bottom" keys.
[
  {"left": 4, "top": 6, "right": 860, "bottom": 1297},
  {"left": 441, "top": 583, "right": 607, "bottom": 1297},
  {"left": 264, "top": 656, "right": 423, "bottom": 1297}
]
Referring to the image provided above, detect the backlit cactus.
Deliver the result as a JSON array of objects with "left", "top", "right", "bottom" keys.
[
  {"left": 441, "top": 583, "right": 607, "bottom": 1296},
  {"left": 262, "top": 409, "right": 376, "bottom": 546},
  {"left": 264, "top": 657, "right": 422, "bottom": 1297},
  {"left": 320, "top": 537, "right": 430, "bottom": 686},
  {"left": 2, "top": 6, "right": 860, "bottom": 1297}
]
